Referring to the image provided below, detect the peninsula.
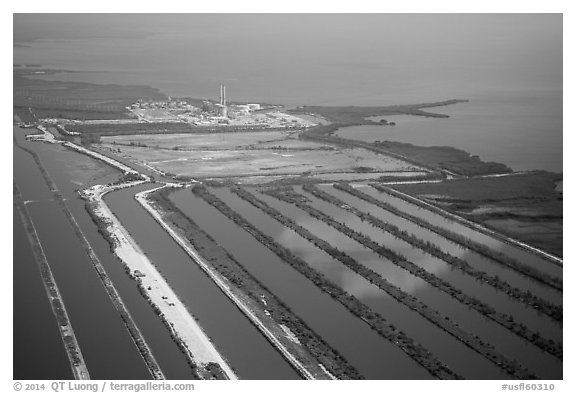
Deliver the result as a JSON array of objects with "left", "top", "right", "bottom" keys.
[{"left": 14, "top": 66, "right": 562, "bottom": 380}]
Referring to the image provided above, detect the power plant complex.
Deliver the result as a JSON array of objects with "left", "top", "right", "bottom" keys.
[
  {"left": 125, "top": 84, "right": 314, "bottom": 129},
  {"left": 216, "top": 84, "right": 228, "bottom": 118}
]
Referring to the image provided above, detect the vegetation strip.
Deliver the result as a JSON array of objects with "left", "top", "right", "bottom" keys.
[
  {"left": 346, "top": 183, "right": 562, "bottom": 290},
  {"left": 307, "top": 184, "right": 561, "bottom": 322},
  {"left": 13, "top": 139, "right": 165, "bottom": 380},
  {"left": 14, "top": 183, "right": 90, "bottom": 380},
  {"left": 374, "top": 184, "right": 563, "bottom": 268},
  {"left": 85, "top": 184, "right": 235, "bottom": 380},
  {"left": 193, "top": 184, "right": 460, "bottom": 380},
  {"left": 148, "top": 187, "right": 361, "bottom": 379},
  {"left": 298, "top": 125, "right": 444, "bottom": 176},
  {"left": 20, "top": 127, "right": 237, "bottom": 380},
  {"left": 291, "top": 100, "right": 514, "bottom": 178},
  {"left": 83, "top": 197, "right": 201, "bottom": 380},
  {"left": 301, "top": 184, "right": 562, "bottom": 358},
  {"left": 259, "top": 186, "right": 538, "bottom": 378}
]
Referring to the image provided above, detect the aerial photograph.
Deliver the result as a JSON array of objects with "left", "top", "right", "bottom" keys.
[{"left": 13, "top": 13, "right": 563, "bottom": 383}]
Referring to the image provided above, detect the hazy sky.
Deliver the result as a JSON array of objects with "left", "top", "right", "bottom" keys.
[
  {"left": 14, "top": 14, "right": 562, "bottom": 89},
  {"left": 12, "top": 14, "right": 563, "bottom": 171}
]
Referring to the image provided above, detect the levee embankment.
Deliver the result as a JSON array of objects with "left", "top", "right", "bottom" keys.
[
  {"left": 14, "top": 183, "right": 90, "bottom": 380},
  {"left": 141, "top": 185, "right": 358, "bottom": 379}
]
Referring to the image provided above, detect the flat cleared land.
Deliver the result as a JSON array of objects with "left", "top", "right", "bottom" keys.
[
  {"left": 100, "top": 132, "right": 421, "bottom": 180},
  {"left": 132, "top": 108, "right": 182, "bottom": 121},
  {"left": 102, "top": 131, "right": 306, "bottom": 151}
]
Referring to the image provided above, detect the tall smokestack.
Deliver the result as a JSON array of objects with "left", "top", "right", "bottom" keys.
[
  {"left": 220, "top": 84, "right": 224, "bottom": 105},
  {"left": 223, "top": 85, "right": 226, "bottom": 106}
]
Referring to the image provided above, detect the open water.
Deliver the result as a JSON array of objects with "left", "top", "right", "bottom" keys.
[{"left": 14, "top": 14, "right": 562, "bottom": 172}]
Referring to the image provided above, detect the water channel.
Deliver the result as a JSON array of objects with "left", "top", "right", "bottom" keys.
[
  {"left": 13, "top": 127, "right": 152, "bottom": 379},
  {"left": 362, "top": 187, "right": 563, "bottom": 280},
  {"left": 185, "top": 187, "right": 511, "bottom": 379},
  {"left": 170, "top": 187, "right": 431, "bottom": 380},
  {"left": 30, "top": 140, "right": 198, "bottom": 380},
  {"left": 296, "top": 187, "right": 561, "bottom": 378},
  {"left": 105, "top": 185, "right": 300, "bottom": 380},
  {"left": 302, "top": 186, "right": 562, "bottom": 343},
  {"left": 322, "top": 185, "right": 563, "bottom": 306},
  {"left": 13, "top": 207, "right": 75, "bottom": 380}
]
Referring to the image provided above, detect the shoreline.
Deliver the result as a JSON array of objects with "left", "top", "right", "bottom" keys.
[{"left": 13, "top": 71, "right": 562, "bottom": 379}]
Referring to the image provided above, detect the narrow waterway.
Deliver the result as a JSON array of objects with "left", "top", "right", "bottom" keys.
[
  {"left": 203, "top": 187, "right": 510, "bottom": 379},
  {"left": 27, "top": 200, "right": 154, "bottom": 380},
  {"left": 302, "top": 187, "right": 561, "bottom": 343},
  {"left": 31, "top": 141, "right": 197, "bottom": 379},
  {"left": 13, "top": 128, "right": 53, "bottom": 203},
  {"left": 105, "top": 185, "right": 300, "bottom": 380},
  {"left": 170, "top": 187, "right": 431, "bottom": 379},
  {"left": 14, "top": 128, "right": 153, "bottom": 379},
  {"left": 364, "top": 186, "right": 563, "bottom": 280},
  {"left": 13, "top": 207, "right": 74, "bottom": 380},
  {"left": 323, "top": 185, "right": 563, "bottom": 305},
  {"left": 297, "top": 187, "right": 561, "bottom": 378}
]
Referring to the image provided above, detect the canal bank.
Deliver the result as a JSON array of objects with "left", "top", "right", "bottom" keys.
[
  {"left": 13, "top": 126, "right": 153, "bottom": 379},
  {"left": 23, "top": 130, "right": 198, "bottom": 379},
  {"left": 171, "top": 187, "right": 436, "bottom": 379},
  {"left": 231, "top": 187, "right": 513, "bottom": 379},
  {"left": 140, "top": 186, "right": 350, "bottom": 379},
  {"left": 13, "top": 205, "right": 75, "bottom": 380},
  {"left": 105, "top": 185, "right": 301, "bottom": 380}
]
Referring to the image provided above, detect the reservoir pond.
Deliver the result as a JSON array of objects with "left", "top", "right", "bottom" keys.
[
  {"left": 296, "top": 187, "right": 561, "bottom": 378},
  {"left": 306, "top": 186, "right": 562, "bottom": 343},
  {"left": 322, "top": 185, "right": 563, "bottom": 305},
  {"left": 361, "top": 186, "right": 563, "bottom": 281},
  {"left": 171, "top": 187, "right": 431, "bottom": 379},
  {"left": 188, "top": 187, "right": 511, "bottom": 379}
]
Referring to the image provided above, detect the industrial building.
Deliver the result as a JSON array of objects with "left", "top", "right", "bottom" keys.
[{"left": 215, "top": 84, "right": 228, "bottom": 118}]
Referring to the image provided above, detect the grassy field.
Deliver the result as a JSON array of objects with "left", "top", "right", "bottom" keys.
[
  {"left": 298, "top": 125, "right": 511, "bottom": 177},
  {"left": 13, "top": 106, "right": 36, "bottom": 123},
  {"left": 99, "top": 131, "right": 420, "bottom": 180},
  {"left": 14, "top": 68, "right": 165, "bottom": 117},
  {"left": 392, "top": 172, "right": 563, "bottom": 256},
  {"left": 32, "top": 107, "right": 134, "bottom": 120},
  {"left": 102, "top": 131, "right": 304, "bottom": 151},
  {"left": 394, "top": 172, "right": 561, "bottom": 201},
  {"left": 371, "top": 141, "right": 511, "bottom": 176}
]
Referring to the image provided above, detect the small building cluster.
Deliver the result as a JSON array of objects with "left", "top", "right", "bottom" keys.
[{"left": 126, "top": 84, "right": 315, "bottom": 129}]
